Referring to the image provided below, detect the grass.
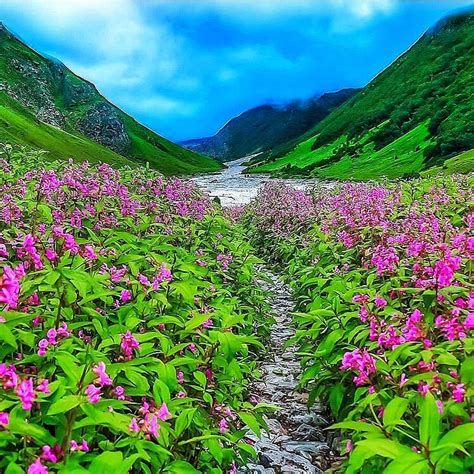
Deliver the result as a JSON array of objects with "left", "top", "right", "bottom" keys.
[
  {"left": 422, "top": 148, "right": 474, "bottom": 176},
  {"left": 248, "top": 136, "right": 343, "bottom": 173},
  {"left": 0, "top": 92, "right": 133, "bottom": 167},
  {"left": 249, "top": 123, "right": 432, "bottom": 180},
  {"left": 315, "top": 122, "right": 431, "bottom": 180}
]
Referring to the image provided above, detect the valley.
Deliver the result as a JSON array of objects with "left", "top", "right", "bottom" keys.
[{"left": 0, "top": 3, "right": 472, "bottom": 474}]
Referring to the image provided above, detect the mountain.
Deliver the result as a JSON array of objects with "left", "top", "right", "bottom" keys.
[
  {"left": 248, "top": 9, "right": 474, "bottom": 179},
  {"left": 180, "top": 88, "right": 358, "bottom": 161},
  {"left": 0, "top": 23, "right": 222, "bottom": 175}
]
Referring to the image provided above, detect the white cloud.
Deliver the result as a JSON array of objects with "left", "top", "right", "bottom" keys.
[
  {"left": 152, "top": 0, "right": 397, "bottom": 25},
  {"left": 0, "top": 0, "right": 401, "bottom": 139},
  {"left": 121, "top": 95, "right": 197, "bottom": 116}
]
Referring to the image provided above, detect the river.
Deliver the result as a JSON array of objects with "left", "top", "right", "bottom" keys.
[{"left": 191, "top": 156, "right": 323, "bottom": 206}]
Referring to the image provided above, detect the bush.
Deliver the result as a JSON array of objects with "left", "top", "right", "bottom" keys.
[
  {"left": 244, "top": 177, "right": 474, "bottom": 473},
  {"left": 0, "top": 151, "right": 271, "bottom": 473}
]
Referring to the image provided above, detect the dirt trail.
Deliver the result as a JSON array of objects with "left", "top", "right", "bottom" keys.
[{"left": 241, "top": 271, "right": 337, "bottom": 473}]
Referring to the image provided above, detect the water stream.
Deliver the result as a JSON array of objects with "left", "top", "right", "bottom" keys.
[{"left": 191, "top": 156, "right": 322, "bottom": 206}]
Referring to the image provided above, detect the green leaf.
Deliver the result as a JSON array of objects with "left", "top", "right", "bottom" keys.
[
  {"left": 193, "top": 370, "right": 207, "bottom": 387},
  {"left": 419, "top": 392, "right": 440, "bottom": 448},
  {"left": 383, "top": 454, "right": 429, "bottom": 474},
  {"left": 238, "top": 411, "right": 261, "bottom": 437},
  {"left": 5, "top": 463, "right": 25, "bottom": 474},
  {"left": 8, "top": 415, "right": 56, "bottom": 445},
  {"left": 383, "top": 397, "right": 409, "bottom": 428},
  {"left": 54, "top": 352, "right": 81, "bottom": 385},
  {"left": 328, "top": 383, "right": 345, "bottom": 416},
  {"left": 356, "top": 438, "right": 412, "bottom": 459},
  {"left": 88, "top": 452, "right": 123, "bottom": 473},
  {"left": 175, "top": 408, "right": 196, "bottom": 437},
  {"left": 47, "top": 395, "right": 82, "bottom": 415},
  {"left": 164, "top": 460, "right": 200, "bottom": 474},
  {"left": 0, "top": 324, "right": 17, "bottom": 349},
  {"left": 330, "top": 420, "right": 382, "bottom": 433},
  {"left": 431, "top": 424, "right": 474, "bottom": 463}
]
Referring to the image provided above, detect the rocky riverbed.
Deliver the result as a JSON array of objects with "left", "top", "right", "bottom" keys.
[
  {"left": 191, "top": 157, "right": 323, "bottom": 207},
  {"left": 241, "top": 271, "right": 339, "bottom": 474}
]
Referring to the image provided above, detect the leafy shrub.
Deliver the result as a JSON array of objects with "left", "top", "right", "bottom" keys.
[
  {"left": 244, "top": 177, "right": 474, "bottom": 473},
  {"left": 0, "top": 151, "right": 271, "bottom": 473}
]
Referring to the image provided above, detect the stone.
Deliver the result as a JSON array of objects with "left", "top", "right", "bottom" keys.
[{"left": 241, "top": 268, "right": 336, "bottom": 472}]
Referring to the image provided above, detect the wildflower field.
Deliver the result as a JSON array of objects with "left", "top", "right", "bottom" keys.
[
  {"left": 243, "top": 178, "right": 473, "bottom": 473},
  {"left": 0, "top": 151, "right": 272, "bottom": 473},
  {"left": 0, "top": 147, "right": 473, "bottom": 473}
]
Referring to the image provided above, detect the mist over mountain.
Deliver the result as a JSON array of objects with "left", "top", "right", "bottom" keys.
[{"left": 180, "top": 89, "right": 357, "bottom": 162}]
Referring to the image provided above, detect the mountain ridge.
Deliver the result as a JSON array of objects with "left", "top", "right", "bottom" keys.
[
  {"left": 0, "top": 22, "right": 222, "bottom": 175},
  {"left": 180, "top": 88, "right": 358, "bottom": 161},
  {"left": 248, "top": 9, "right": 474, "bottom": 178}
]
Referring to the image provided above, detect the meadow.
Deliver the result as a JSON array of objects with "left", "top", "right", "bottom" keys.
[
  {"left": 243, "top": 177, "right": 473, "bottom": 473},
  {"left": 0, "top": 148, "right": 472, "bottom": 473},
  {"left": 0, "top": 150, "right": 270, "bottom": 473}
]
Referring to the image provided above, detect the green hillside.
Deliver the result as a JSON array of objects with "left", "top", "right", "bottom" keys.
[
  {"left": 0, "top": 23, "right": 222, "bottom": 175},
  {"left": 249, "top": 10, "right": 474, "bottom": 179}
]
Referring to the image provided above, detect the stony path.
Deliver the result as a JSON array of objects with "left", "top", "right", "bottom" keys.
[{"left": 242, "top": 271, "right": 336, "bottom": 473}]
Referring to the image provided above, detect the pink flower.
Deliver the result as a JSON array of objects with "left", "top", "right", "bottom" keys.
[
  {"left": 353, "top": 294, "right": 369, "bottom": 304},
  {"left": 37, "top": 379, "right": 50, "bottom": 394},
  {"left": 177, "top": 371, "right": 184, "bottom": 384},
  {"left": 452, "top": 383, "right": 465, "bottom": 403},
  {"left": 0, "top": 266, "right": 21, "bottom": 309},
  {"left": 16, "top": 378, "right": 36, "bottom": 410},
  {"left": 93, "top": 362, "right": 113, "bottom": 386},
  {"left": 436, "top": 400, "right": 444, "bottom": 414},
  {"left": 152, "top": 263, "right": 172, "bottom": 289},
  {"left": 417, "top": 382, "right": 429, "bottom": 397},
  {"left": 41, "top": 445, "right": 59, "bottom": 463},
  {"left": 28, "top": 459, "right": 48, "bottom": 474},
  {"left": 341, "top": 349, "right": 376, "bottom": 386},
  {"left": 120, "top": 331, "right": 140, "bottom": 359},
  {"left": 120, "top": 289, "right": 132, "bottom": 302},
  {"left": 202, "top": 318, "right": 213, "bottom": 329},
  {"left": 148, "top": 414, "right": 160, "bottom": 438},
  {"left": 138, "top": 273, "right": 151, "bottom": 286},
  {"left": 45, "top": 248, "right": 58, "bottom": 262},
  {"left": 374, "top": 296, "right": 387, "bottom": 308},
  {"left": 402, "top": 309, "right": 425, "bottom": 342},
  {"left": 85, "top": 384, "right": 101, "bottom": 404},
  {"left": 346, "top": 440, "right": 353, "bottom": 453},
  {"left": 156, "top": 402, "right": 171, "bottom": 421},
  {"left": 434, "top": 255, "right": 461, "bottom": 288},
  {"left": 129, "top": 418, "right": 140, "bottom": 432},
  {"left": 37, "top": 339, "right": 49, "bottom": 357},
  {"left": 205, "top": 367, "right": 214, "bottom": 382},
  {"left": 70, "top": 439, "right": 89, "bottom": 452},
  {"left": 219, "top": 418, "right": 229, "bottom": 433},
  {"left": 82, "top": 245, "right": 97, "bottom": 261},
  {"left": 0, "top": 411, "right": 9, "bottom": 426},
  {"left": 114, "top": 386, "right": 125, "bottom": 400}
]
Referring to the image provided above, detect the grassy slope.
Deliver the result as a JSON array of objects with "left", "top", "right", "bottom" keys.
[
  {"left": 250, "top": 10, "right": 473, "bottom": 179},
  {"left": 0, "top": 25, "right": 222, "bottom": 175},
  {"left": 0, "top": 92, "right": 133, "bottom": 166},
  {"left": 317, "top": 123, "right": 431, "bottom": 180},
  {"left": 251, "top": 123, "right": 431, "bottom": 180}
]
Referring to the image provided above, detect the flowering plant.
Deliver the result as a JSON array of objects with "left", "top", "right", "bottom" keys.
[
  {"left": 0, "top": 151, "right": 271, "bottom": 473},
  {"left": 244, "top": 177, "right": 473, "bottom": 472}
]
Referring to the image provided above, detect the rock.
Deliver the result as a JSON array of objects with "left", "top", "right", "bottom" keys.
[{"left": 239, "top": 268, "right": 336, "bottom": 473}]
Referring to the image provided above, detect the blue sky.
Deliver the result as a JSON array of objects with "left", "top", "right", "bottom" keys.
[{"left": 0, "top": 1, "right": 472, "bottom": 141}]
